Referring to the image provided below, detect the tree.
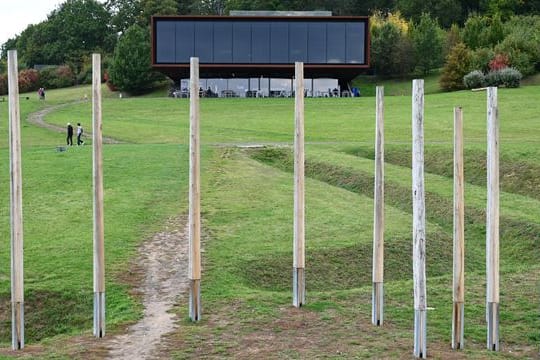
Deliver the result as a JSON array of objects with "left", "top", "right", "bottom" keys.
[
  {"left": 108, "top": 24, "right": 164, "bottom": 94},
  {"left": 411, "top": 13, "right": 444, "bottom": 74},
  {"left": 440, "top": 42, "right": 471, "bottom": 90},
  {"left": 396, "top": 0, "right": 463, "bottom": 28},
  {"left": 8, "top": 0, "right": 115, "bottom": 70},
  {"left": 140, "top": 0, "right": 177, "bottom": 24},
  {"left": 371, "top": 22, "right": 405, "bottom": 76},
  {"left": 370, "top": 11, "right": 415, "bottom": 77},
  {"left": 106, "top": 0, "right": 143, "bottom": 34}
]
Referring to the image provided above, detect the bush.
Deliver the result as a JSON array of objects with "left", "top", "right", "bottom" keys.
[
  {"left": 0, "top": 74, "right": 7, "bottom": 95},
  {"left": 54, "top": 66, "right": 75, "bottom": 88},
  {"left": 39, "top": 65, "right": 75, "bottom": 89},
  {"left": 484, "top": 68, "right": 522, "bottom": 88},
  {"left": 440, "top": 43, "right": 472, "bottom": 91},
  {"left": 489, "top": 53, "right": 510, "bottom": 71},
  {"left": 18, "top": 69, "right": 40, "bottom": 93},
  {"left": 470, "top": 47, "right": 495, "bottom": 73},
  {"left": 497, "top": 16, "right": 540, "bottom": 75},
  {"left": 484, "top": 70, "right": 502, "bottom": 86},
  {"left": 498, "top": 67, "right": 522, "bottom": 87},
  {"left": 463, "top": 70, "right": 485, "bottom": 89}
]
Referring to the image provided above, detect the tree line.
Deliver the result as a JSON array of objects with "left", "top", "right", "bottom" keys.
[{"left": 0, "top": 0, "right": 539, "bottom": 95}]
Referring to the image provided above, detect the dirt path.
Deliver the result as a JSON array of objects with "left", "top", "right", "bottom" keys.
[
  {"left": 103, "top": 216, "right": 190, "bottom": 359},
  {"left": 27, "top": 101, "right": 122, "bottom": 144}
]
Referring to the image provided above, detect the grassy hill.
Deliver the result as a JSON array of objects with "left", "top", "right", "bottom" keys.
[{"left": 0, "top": 83, "right": 538, "bottom": 358}]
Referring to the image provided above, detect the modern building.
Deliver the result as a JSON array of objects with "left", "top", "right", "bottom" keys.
[{"left": 152, "top": 12, "right": 369, "bottom": 97}]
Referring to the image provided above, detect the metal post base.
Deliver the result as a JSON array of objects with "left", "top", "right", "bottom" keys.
[
  {"left": 293, "top": 267, "right": 305, "bottom": 307},
  {"left": 372, "top": 282, "right": 384, "bottom": 326},
  {"left": 414, "top": 309, "right": 427, "bottom": 358},
  {"left": 11, "top": 301, "right": 24, "bottom": 350},
  {"left": 189, "top": 279, "right": 201, "bottom": 321},
  {"left": 487, "top": 302, "right": 499, "bottom": 351},
  {"left": 93, "top": 292, "right": 105, "bottom": 338},
  {"left": 452, "top": 302, "right": 464, "bottom": 349}
]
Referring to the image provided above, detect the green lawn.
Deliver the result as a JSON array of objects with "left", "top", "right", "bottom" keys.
[{"left": 0, "top": 83, "right": 538, "bottom": 358}]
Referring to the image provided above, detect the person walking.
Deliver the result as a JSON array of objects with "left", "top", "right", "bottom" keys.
[
  {"left": 67, "top": 123, "right": 74, "bottom": 146},
  {"left": 77, "top": 123, "right": 84, "bottom": 145}
]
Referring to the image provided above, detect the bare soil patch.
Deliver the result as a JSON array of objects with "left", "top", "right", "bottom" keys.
[{"left": 103, "top": 216, "right": 189, "bottom": 359}]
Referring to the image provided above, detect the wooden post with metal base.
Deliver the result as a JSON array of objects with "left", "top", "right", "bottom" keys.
[
  {"left": 189, "top": 57, "right": 202, "bottom": 321},
  {"left": 8, "top": 50, "right": 25, "bottom": 350},
  {"left": 293, "top": 62, "right": 305, "bottom": 308},
  {"left": 372, "top": 86, "right": 384, "bottom": 326},
  {"left": 92, "top": 53, "right": 106, "bottom": 338},
  {"left": 412, "top": 79, "right": 427, "bottom": 359},
  {"left": 452, "top": 107, "right": 465, "bottom": 350},
  {"left": 486, "top": 87, "right": 499, "bottom": 351}
]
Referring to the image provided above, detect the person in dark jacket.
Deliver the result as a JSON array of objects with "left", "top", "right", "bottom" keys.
[{"left": 67, "top": 123, "right": 74, "bottom": 146}]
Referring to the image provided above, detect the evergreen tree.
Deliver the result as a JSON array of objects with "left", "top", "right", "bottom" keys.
[
  {"left": 411, "top": 13, "right": 444, "bottom": 74},
  {"left": 440, "top": 42, "right": 471, "bottom": 90},
  {"left": 109, "top": 24, "right": 164, "bottom": 94}
]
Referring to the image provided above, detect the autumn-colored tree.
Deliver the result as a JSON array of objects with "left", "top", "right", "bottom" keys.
[{"left": 440, "top": 42, "right": 472, "bottom": 90}]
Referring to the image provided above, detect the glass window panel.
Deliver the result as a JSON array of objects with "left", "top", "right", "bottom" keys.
[
  {"left": 194, "top": 21, "right": 213, "bottom": 62},
  {"left": 175, "top": 21, "right": 194, "bottom": 63},
  {"left": 271, "top": 22, "right": 289, "bottom": 63},
  {"left": 233, "top": 22, "right": 251, "bottom": 63},
  {"left": 308, "top": 23, "right": 326, "bottom": 64},
  {"left": 326, "top": 23, "right": 346, "bottom": 63},
  {"left": 252, "top": 22, "right": 270, "bottom": 63},
  {"left": 214, "top": 22, "right": 233, "bottom": 63},
  {"left": 156, "top": 21, "right": 175, "bottom": 63},
  {"left": 346, "top": 22, "right": 365, "bottom": 64},
  {"left": 289, "top": 22, "right": 308, "bottom": 62}
]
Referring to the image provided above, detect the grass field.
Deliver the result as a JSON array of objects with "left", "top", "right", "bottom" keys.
[{"left": 0, "top": 82, "right": 538, "bottom": 358}]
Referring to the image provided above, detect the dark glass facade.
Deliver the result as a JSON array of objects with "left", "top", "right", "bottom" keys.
[{"left": 155, "top": 18, "right": 366, "bottom": 65}]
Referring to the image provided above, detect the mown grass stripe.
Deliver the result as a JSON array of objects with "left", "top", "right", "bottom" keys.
[{"left": 248, "top": 147, "right": 539, "bottom": 270}]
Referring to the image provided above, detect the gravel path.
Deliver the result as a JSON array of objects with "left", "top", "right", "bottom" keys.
[
  {"left": 27, "top": 101, "right": 122, "bottom": 144},
  {"left": 28, "top": 101, "right": 191, "bottom": 359},
  {"left": 105, "top": 216, "right": 190, "bottom": 360}
]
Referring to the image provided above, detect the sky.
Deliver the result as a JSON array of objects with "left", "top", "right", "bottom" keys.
[{"left": 0, "top": 0, "right": 106, "bottom": 46}]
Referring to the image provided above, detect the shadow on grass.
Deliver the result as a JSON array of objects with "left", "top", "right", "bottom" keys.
[
  {"left": 237, "top": 231, "right": 453, "bottom": 292},
  {"left": 0, "top": 289, "right": 92, "bottom": 344},
  {"left": 248, "top": 147, "right": 539, "bottom": 269},
  {"left": 344, "top": 145, "right": 540, "bottom": 202}
]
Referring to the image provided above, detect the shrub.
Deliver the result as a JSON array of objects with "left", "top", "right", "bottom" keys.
[
  {"left": 39, "top": 65, "right": 75, "bottom": 89},
  {"left": 463, "top": 70, "right": 485, "bottom": 89},
  {"left": 470, "top": 47, "right": 495, "bottom": 73},
  {"left": 498, "top": 67, "right": 522, "bottom": 88},
  {"left": 440, "top": 43, "right": 472, "bottom": 91},
  {"left": 54, "top": 66, "right": 75, "bottom": 88},
  {"left": 0, "top": 74, "right": 7, "bottom": 95},
  {"left": 484, "top": 70, "right": 502, "bottom": 87},
  {"left": 462, "top": 15, "right": 490, "bottom": 50},
  {"left": 489, "top": 53, "right": 510, "bottom": 71},
  {"left": 18, "top": 69, "right": 40, "bottom": 93},
  {"left": 497, "top": 16, "right": 540, "bottom": 75}
]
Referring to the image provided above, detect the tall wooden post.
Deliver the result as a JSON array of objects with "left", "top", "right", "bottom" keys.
[
  {"left": 452, "top": 107, "right": 465, "bottom": 349},
  {"left": 412, "top": 79, "right": 427, "bottom": 359},
  {"left": 372, "top": 86, "right": 384, "bottom": 326},
  {"left": 92, "top": 53, "right": 106, "bottom": 338},
  {"left": 486, "top": 87, "right": 499, "bottom": 351},
  {"left": 293, "top": 62, "right": 305, "bottom": 307},
  {"left": 189, "top": 57, "right": 202, "bottom": 321},
  {"left": 8, "top": 50, "right": 24, "bottom": 350}
]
